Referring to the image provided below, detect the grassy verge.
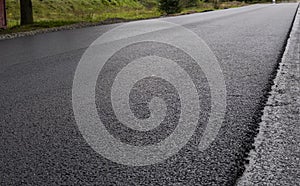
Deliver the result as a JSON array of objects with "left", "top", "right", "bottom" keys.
[
  {"left": 180, "top": 1, "right": 247, "bottom": 15},
  {"left": 0, "top": 21, "right": 79, "bottom": 34},
  {"left": 1, "top": 0, "right": 246, "bottom": 35}
]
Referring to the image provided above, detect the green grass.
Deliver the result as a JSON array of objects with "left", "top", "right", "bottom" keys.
[
  {"left": 1, "top": 0, "right": 246, "bottom": 35},
  {"left": 4, "top": 0, "right": 159, "bottom": 27},
  {"left": 180, "top": 1, "right": 247, "bottom": 14}
]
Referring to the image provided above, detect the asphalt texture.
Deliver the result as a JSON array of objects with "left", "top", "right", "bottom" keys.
[
  {"left": 238, "top": 6, "right": 300, "bottom": 185},
  {"left": 0, "top": 3, "right": 299, "bottom": 185}
]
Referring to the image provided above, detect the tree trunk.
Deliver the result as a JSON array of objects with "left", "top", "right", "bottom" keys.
[{"left": 20, "top": 0, "right": 33, "bottom": 25}]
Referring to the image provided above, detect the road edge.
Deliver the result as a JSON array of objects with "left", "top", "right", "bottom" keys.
[
  {"left": 237, "top": 3, "right": 300, "bottom": 185},
  {"left": 0, "top": 4, "right": 254, "bottom": 41}
]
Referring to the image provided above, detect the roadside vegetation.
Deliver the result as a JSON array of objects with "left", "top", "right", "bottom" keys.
[{"left": 0, "top": 0, "right": 273, "bottom": 34}]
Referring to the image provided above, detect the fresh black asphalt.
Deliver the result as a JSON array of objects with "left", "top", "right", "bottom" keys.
[{"left": 0, "top": 3, "right": 298, "bottom": 185}]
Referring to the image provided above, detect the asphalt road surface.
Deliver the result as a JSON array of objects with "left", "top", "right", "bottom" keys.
[{"left": 0, "top": 3, "right": 298, "bottom": 185}]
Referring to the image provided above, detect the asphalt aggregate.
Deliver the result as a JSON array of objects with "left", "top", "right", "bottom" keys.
[{"left": 0, "top": 3, "right": 298, "bottom": 185}]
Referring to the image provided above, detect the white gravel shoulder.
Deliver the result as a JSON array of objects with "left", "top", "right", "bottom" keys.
[{"left": 237, "top": 4, "right": 300, "bottom": 186}]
